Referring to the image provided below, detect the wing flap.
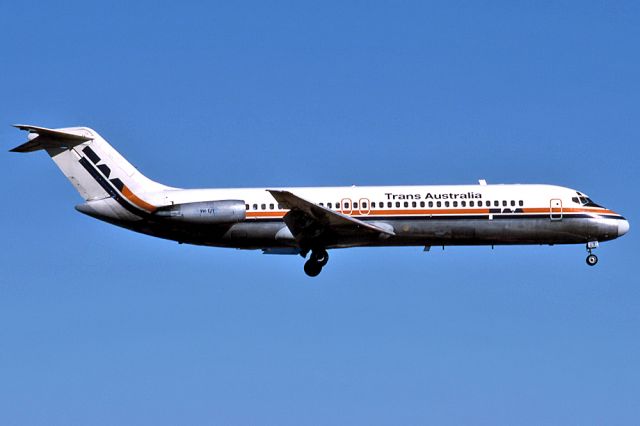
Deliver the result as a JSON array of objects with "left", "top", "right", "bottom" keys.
[{"left": 267, "top": 189, "right": 395, "bottom": 236}]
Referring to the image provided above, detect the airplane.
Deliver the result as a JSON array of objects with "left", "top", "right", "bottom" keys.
[{"left": 11, "top": 124, "right": 629, "bottom": 276}]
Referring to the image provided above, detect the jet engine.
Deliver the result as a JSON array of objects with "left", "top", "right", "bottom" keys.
[{"left": 154, "top": 200, "right": 246, "bottom": 224}]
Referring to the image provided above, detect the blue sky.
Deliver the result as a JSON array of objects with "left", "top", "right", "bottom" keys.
[{"left": 1, "top": 1, "right": 639, "bottom": 424}]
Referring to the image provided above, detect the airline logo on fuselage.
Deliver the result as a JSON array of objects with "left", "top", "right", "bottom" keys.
[{"left": 385, "top": 192, "right": 482, "bottom": 200}]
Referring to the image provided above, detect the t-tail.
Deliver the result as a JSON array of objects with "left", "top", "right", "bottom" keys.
[{"left": 10, "top": 125, "right": 171, "bottom": 220}]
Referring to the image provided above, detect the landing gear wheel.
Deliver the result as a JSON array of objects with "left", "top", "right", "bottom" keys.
[
  {"left": 304, "top": 259, "right": 322, "bottom": 277},
  {"left": 585, "top": 241, "right": 599, "bottom": 267},
  {"left": 311, "top": 249, "right": 329, "bottom": 267}
]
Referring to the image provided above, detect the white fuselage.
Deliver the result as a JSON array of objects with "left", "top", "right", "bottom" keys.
[
  {"left": 12, "top": 125, "right": 629, "bottom": 274},
  {"left": 79, "top": 182, "right": 628, "bottom": 252}
]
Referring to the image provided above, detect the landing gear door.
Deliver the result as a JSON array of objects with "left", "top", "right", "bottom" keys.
[{"left": 550, "top": 198, "right": 563, "bottom": 221}]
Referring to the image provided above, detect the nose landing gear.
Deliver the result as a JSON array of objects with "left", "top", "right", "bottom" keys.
[
  {"left": 586, "top": 241, "right": 599, "bottom": 266},
  {"left": 303, "top": 248, "right": 329, "bottom": 277}
]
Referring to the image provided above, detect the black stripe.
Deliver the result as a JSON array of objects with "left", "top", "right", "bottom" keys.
[
  {"left": 599, "top": 214, "right": 625, "bottom": 220},
  {"left": 97, "top": 164, "right": 111, "bottom": 177},
  {"left": 247, "top": 213, "right": 605, "bottom": 223},
  {"left": 82, "top": 146, "right": 101, "bottom": 164},
  {"left": 493, "top": 213, "right": 594, "bottom": 220},
  {"left": 351, "top": 213, "right": 595, "bottom": 220},
  {"left": 79, "top": 157, "right": 148, "bottom": 217},
  {"left": 110, "top": 178, "right": 124, "bottom": 191}
]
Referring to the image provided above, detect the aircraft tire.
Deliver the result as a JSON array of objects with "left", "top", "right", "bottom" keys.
[
  {"left": 312, "top": 249, "right": 329, "bottom": 267},
  {"left": 304, "top": 259, "right": 322, "bottom": 277},
  {"left": 586, "top": 254, "right": 598, "bottom": 266}
]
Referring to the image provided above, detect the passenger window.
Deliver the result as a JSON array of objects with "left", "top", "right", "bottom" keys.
[
  {"left": 245, "top": 204, "right": 249, "bottom": 210},
  {"left": 420, "top": 201, "right": 425, "bottom": 207},
  {"left": 268, "top": 203, "right": 273, "bottom": 209},
  {"left": 396, "top": 202, "right": 400, "bottom": 208},
  {"left": 445, "top": 201, "right": 450, "bottom": 207},
  {"left": 453, "top": 201, "right": 458, "bottom": 207},
  {"left": 277, "top": 203, "right": 283, "bottom": 209},
  {"left": 404, "top": 201, "right": 409, "bottom": 208},
  {"left": 412, "top": 201, "right": 417, "bottom": 208},
  {"left": 253, "top": 204, "right": 258, "bottom": 210},
  {"left": 345, "top": 202, "right": 350, "bottom": 208},
  {"left": 353, "top": 202, "right": 358, "bottom": 209},
  {"left": 437, "top": 201, "right": 441, "bottom": 207},
  {"left": 470, "top": 201, "right": 474, "bottom": 207},
  {"left": 429, "top": 201, "right": 434, "bottom": 208},
  {"left": 362, "top": 202, "right": 368, "bottom": 208},
  {"left": 510, "top": 200, "right": 515, "bottom": 207},
  {"left": 387, "top": 202, "right": 392, "bottom": 208},
  {"left": 261, "top": 204, "right": 266, "bottom": 210},
  {"left": 494, "top": 200, "right": 499, "bottom": 207},
  {"left": 336, "top": 202, "right": 341, "bottom": 209},
  {"left": 502, "top": 200, "right": 507, "bottom": 207},
  {"left": 328, "top": 202, "right": 332, "bottom": 208},
  {"left": 461, "top": 201, "right": 466, "bottom": 207},
  {"left": 319, "top": 203, "right": 324, "bottom": 207},
  {"left": 519, "top": 200, "right": 523, "bottom": 207}
]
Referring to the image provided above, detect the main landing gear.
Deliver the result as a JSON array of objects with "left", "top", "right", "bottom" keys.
[
  {"left": 303, "top": 248, "right": 329, "bottom": 277},
  {"left": 586, "top": 241, "right": 599, "bottom": 266}
]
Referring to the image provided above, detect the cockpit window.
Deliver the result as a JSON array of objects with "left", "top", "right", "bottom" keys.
[
  {"left": 581, "top": 197, "right": 602, "bottom": 208},
  {"left": 574, "top": 195, "right": 602, "bottom": 207}
]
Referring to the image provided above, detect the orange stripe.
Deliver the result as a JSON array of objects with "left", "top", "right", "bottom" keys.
[
  {"left": 524, "top": 207, "right": 617, "bottom": 215},
  {"left": 122, "top": 185, "right": 157, "bottom": 212},
  {"left": 370, "top": 208, "right": 489, "bottom": 215},
  {"left": 245, "top": 207, "right": 619, "bottom": 220},
  {"left": 246, "top": 211, "right": 284, "bottom": 218}
]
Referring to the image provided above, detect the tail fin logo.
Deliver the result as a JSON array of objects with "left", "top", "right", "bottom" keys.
[{"left": 80, "top": 146, "right": 157, "bottom": 214}]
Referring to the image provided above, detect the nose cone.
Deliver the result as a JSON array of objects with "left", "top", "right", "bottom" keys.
[{"left": 618, "top": 219, "right": 630, "bottom": 237}]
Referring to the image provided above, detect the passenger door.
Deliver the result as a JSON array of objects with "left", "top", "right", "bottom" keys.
[{"left": 550, "top": 198, "right": 563, "bottom": 221}]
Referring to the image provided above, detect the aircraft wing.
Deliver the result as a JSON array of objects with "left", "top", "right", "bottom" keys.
[{"left": 267, "top": 189, "right": 395, "bottom": 248}]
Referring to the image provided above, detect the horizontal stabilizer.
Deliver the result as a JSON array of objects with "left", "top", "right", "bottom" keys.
[{"left": 10, "top": 124, "right": 93, "bottom": 153}]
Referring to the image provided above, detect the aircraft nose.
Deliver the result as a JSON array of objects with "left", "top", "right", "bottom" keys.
[{"left": 618, "top": 218, "right": 630, "bottom": 237}]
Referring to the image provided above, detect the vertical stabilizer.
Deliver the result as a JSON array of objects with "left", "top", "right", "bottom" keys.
[{"left": 11, "top": 125, "right": 173, "bottom": 217}]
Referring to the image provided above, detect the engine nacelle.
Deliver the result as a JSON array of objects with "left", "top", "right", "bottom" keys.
[{"left": 154, "top": 200, "right": 246, "bottom": 224}]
